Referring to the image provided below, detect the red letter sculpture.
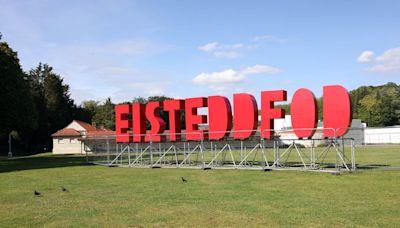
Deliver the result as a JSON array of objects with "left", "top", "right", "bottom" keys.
[
  {"left": 233, "top": 93, "right": 258, "bottom": 140},
  {"left": 291, "top": 88, "right": 318, "bottom": 139},
  {"left": 115, "top": 84, "right": 353, "bottom": 143},
  {"left": 164, "top": 99, "right": 185, "bottom": 141},
  {"left": 261, "top": 90, "right": 287, "bottom": 139},
  {"left": 323, "top": 85, "right": 351, "bottom": 137},
  {"left": 208, "top": 96, "right": 232, "bottom": 140},
  {"left": 115, "top": 104, "right": 131, "bottom": 143},
  {"left": 185, "top": 97, "right": 208, "bottom": 141},
  {"left": 145, "top": 101, "right": 166, "bottom": 142},
  {"left": 132, "top": 103, "right": 146, "bottom": 142}
]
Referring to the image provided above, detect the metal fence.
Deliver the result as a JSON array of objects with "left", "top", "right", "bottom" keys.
[{"left": 84, "top": 128, "right": 361, "bottom": 173}]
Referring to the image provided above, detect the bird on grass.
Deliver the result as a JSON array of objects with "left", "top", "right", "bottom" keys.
[
  {"left": 34, "top": 190, "right": 41, "bottom": 197},
  {"left": 181, "top": 177, "right": 187, "bottom": 182},
  {"left": 60, "top": 186, "right": 69, "bottom": 192}
]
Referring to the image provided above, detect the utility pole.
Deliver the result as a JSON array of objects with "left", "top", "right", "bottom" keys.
[{"left": 8, "top": 133, "right": 12, "bottom": 158}]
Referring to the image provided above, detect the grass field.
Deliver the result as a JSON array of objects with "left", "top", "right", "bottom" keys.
[{"left": 0, "top": 145, "right": 399, "bottom": 227}]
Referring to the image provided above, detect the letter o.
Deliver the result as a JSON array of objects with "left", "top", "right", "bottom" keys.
[{"left": 291, "top": 88, "right": 318, "bottom": 139}]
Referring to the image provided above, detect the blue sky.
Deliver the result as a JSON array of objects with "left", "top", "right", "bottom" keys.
[{"left": 1, "top": 0, "right": 399, "bottom": 104}]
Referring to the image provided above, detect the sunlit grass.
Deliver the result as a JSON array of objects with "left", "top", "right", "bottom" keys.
[{"left": 0, "top": 145, "right": 399, "bottom": 227}]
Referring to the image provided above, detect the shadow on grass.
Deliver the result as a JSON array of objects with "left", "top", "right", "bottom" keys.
[
  {"left": 356, "top": 164, "right": 400, "bottom": 170},
  {"left": 2, "top": 154, "right": 398, "bottom": 173},
  {"left": 268, "top": 162, "right": 396, "bottom": 171},
  {"left": 0, "top": 154, "right": 94, "bottom": 173}
]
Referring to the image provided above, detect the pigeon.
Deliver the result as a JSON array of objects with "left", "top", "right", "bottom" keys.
[
  {"left": 181, "top": 177, "right": 187, "bottom": 182},
  {"left": 34, "top": 190, "right": 41, "bottom": 196},
  {"left": 60, "top": 186, "right": 69, "bottom": 192}
]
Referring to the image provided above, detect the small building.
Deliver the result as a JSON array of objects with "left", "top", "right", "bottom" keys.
[
  {"left": 51, "top": 120, "right": 114, "bottom": 154},
  {"left": 364, "top": 126, "right": 400, "bottom": 144}
]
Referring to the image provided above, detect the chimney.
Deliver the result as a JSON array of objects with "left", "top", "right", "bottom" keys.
[{"left": 92, "top": 122, "right": 97, "bottom": 129}]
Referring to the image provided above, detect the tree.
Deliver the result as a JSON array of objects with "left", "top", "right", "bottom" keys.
[
  {"left": 82, "top": 100, "right": 100, "bottom": 117},
  {"left": 77, "top": 100, "right": 99, "bottom": 123},
  {"left": 92, "top": 98, "right": 115, "bottom": 130},
  {"left": 132, "top": 96, "right": 147, "bottom": 104},
  {"left": 26, "top": 63, "right": 76, "bottom": 151},
  {"left": 0, "top": 39, "right": 38, "bottom": 154},
  {"left": 351, "top": 82, "right": 400, "bottom": 127},
  {"left": 43, "top": 64, "right": 75, "bottom": 131}
]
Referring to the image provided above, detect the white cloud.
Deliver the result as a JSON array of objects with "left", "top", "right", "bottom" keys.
[
  {"left": 110, "top": 81, "right": 168, "bottom": 103},
  {"left": 374, "top": 47, "right": 400, "bottom": 72},
  {"left": 213, "top": 51, "right": 241, "bottom": 59},
  {"left": 198, "top": 42, "right": 219, "bottom": 52},
  {"left": 148, "top": 88, "right": 164, "bottom": 96},
  {"left": 32, "top": 39, "right": 172, "bottom": 103},
  {"left": 358, "top": 47, "right": 400, "bottom": 73},
  {"left": 71, "top": 88, "right": 99, "bottom": 105},
  {"left": 198, "top": 35, "right": 284, "bottom": 59},
  {"left": 376, "top": 47, "right": 400, "bottom": 62},
  {"left": 220, "top": 43, "right": 245, "bottom": 49},
  {"left": 357, "top": 50, "right": 374, "bottom": 62},
  {"left": 198, "top": 41, "right": 255, "bottom": 59},
  {"left": 252, "top": 35, "right": 287, "bottom": 42},
  {"left": 129, "top": 82, "right": 165, "bottom": 95},
  {"left": 192, "top": 64, "right": 280, "bottom": 91},
  {"left": 193, "top": 69, "right": 244, "bottom": 85},
  {"left": 241, "top": 64, "right": 280, "bottom": 75}
]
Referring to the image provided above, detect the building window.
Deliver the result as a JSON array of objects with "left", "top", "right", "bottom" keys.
[{"left": 58, "top": 138, "right": 64, "bottom": 144}]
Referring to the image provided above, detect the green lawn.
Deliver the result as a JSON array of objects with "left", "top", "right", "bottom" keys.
[{"left": 0, "top": 145, "right": 399, "bottom": 227}]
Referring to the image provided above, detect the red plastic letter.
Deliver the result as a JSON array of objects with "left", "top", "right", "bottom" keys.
[
  {"left": 185, "top": 97, "right": 208, "bottom": 141},
  {"left": 233, "top": 93, "right": 258, "bottom": 140},
  {"left": 132, "top": 103, "right": 146, "bottom": 142},
  {"left": 164, "top": 99, "right": 185, "bottom": 141},
  {"left": 208, "top": 96, "right": 232, "bottom": 140},
  {"left": 115, "top": 104, "right": 131, "bottom": 143},
  {"left": 291, "top": 88, "right": 318, "bottom": 139},
  {"left": 145, "top": 101, "right": 166, "bottom": 142},
  {"left": 323, "top": 85, "right": 351, "bottom": 137},
  {"left": 261, "top": 90, "right": 287, "bottom": 139}
]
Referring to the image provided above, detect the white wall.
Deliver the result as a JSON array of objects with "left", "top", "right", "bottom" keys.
[
  {"left": 344, "top": 119, "right": 365, "bottom": 145},
  {"left": 364, "top": 127, "right": 400, "bottom": 144},
  {"left": 52, "top": 137, "right": 82, "bottom": 154},
  {"left": 274, "top": 116, "right": 366, "bottom": 145}
]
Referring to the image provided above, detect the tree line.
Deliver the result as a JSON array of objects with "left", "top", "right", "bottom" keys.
[
  {"left": 277, "top": 83, "right": 400, "bottom": 126},
  {"left": 1, "top": 37, "right": 79, "bottom": 154},
  {"left": 1, "top": 34, "right": 399, "bottom": 155},
  {"left": 0, "top": 35, "right": 177, "bottom": 155}
]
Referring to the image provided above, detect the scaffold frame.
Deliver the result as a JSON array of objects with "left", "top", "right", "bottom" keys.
[{"left": 84, "top": 128, "right": 357, "bottom": 173}]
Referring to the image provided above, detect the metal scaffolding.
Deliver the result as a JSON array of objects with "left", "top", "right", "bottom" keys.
[{"left": 84, "top": 128, "right": 357, "bottom": 173}]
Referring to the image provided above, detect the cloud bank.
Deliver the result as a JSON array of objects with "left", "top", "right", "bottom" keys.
[
  {"left": 358, "top": 47, "right": 400, "bottom": 73},
  {"left": 192, "top": 64, "right": 280, "bottom": 92}
]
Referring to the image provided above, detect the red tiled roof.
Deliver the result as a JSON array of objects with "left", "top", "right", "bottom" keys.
[
  {"left": 74, "top": 120, "right": 97, "bottom": 131},
  {"left": 52, "top": 120, "right": 116, "bottom": 139},
  {"left": 86, "top": 130, "right": 115, "bottom": 137},
  {"left": 52, "top": 128, "right": 81, "bottom": 137}
]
